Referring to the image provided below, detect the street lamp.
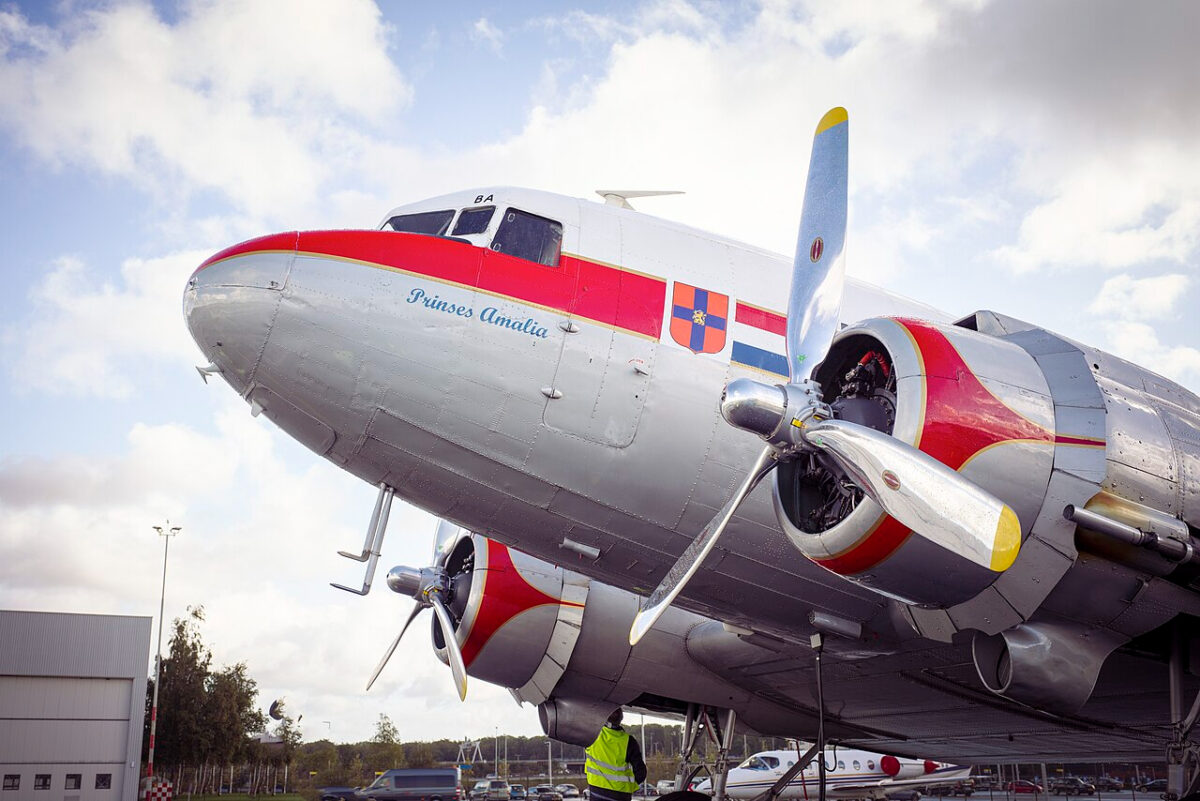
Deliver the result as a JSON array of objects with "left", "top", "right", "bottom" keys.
[{"left": 146, "top": 521, "right": 181, "bottom": 790}]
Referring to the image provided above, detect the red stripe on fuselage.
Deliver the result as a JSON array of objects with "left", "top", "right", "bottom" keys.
[
  {"left": 814, "top": 318, "right": 1055, "bottom": 575},
  {"left": 734, "top": 302, "right": 787, "bottom": 335},
  {"left": 197, "top": 230, "right": 667, "bottom": 339},
  {"left": 1053, "top": 434, "right": 1106, "bottom": 447}
]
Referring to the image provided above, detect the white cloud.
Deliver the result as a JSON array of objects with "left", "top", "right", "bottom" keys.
[
  {"left": 1088, "top": 273, "right": 1191, "bottom": 321},
  {"left": 0, "top": 0, "right": 410, "bottom": 222},
  {"left": 6, "top": 250, "right": 205, "bottom": 398},
  {"left": 471, "top": 17, "right": 504, "bottom": 54},
  {"left": 1098, "top": 320, "right": 1200, "bottom": 389}
]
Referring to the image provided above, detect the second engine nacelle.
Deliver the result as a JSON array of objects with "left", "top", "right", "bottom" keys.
[{"left": 774, "top": 316, "right": 1061, "bottom": 608}]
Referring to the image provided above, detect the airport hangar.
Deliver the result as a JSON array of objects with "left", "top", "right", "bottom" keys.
[{"left": 1, "top": 610, "right": 151, "bottom": 801}]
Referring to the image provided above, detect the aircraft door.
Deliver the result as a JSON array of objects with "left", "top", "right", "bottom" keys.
[{"left": 543, "top": 213, "right": 657, "bottom": 448}]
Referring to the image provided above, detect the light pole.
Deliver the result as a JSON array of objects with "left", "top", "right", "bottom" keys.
[{"left": 146, "top": 521, "right": 181, "bottom": 790}]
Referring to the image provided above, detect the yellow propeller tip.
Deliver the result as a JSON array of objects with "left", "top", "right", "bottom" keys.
[
  {"left": 989, "top": 505, "right": 1021, "bottom": 572},
  {"left": 816, "top": 107, "right": 848, "bottom": 135}
]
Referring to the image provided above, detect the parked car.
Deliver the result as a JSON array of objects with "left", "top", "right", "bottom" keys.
[
  {"left": 472, "top": 782, "right": 491, "bottom": 801},
  {"left": 1136, "top": 780, "right": 1168, "bottom": 793},
  {"left": 511, "top": 784, "right": 527, "bottom": 800},
  {"left": 656, "top": 781, "right": 677, "bottom": 795},
  {"left": 320, "top": 788, "right": 363, "bottom": 801},
  {"left": 636, "top": 782, "right": 656, "bottom": 797},
  {"left": 1008, "top": 781, "right": 1044, "bottom": 794},
  {"left": 1051, "top": 778, "right": 1095, "bottom": 796},
  {"left": 556, "top": 786, "right": 580, "bottom": 799},
  {"left": 530, "top": 785, "right": 563, "bottom": 801},
  {"left": 361, "top": 770, "right": 465, "bottom": 801},
  {"left": 1094, "top": 778, "right": 1124, "bottom": 792}
]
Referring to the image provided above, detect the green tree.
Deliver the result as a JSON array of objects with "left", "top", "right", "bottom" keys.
[
  {"left": 370, "top": 714, "right": 405, "bottom": 771},
  {"left": 405, "top": 742, "right": 435, "bottom": 768},
  {"left": 157, "top": 606, "right": 213, "bottom": 765},
  {"left": 206, "top": 662, "right": 266, "bottom": 764},
  {"left": 297, "top": 740, "right": 342, "bottom": 784},
  {"left": 274, "top": 713, "right": 303, "bottom": 766}
]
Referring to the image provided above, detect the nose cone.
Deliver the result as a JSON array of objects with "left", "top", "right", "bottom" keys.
[{"left": 183, "top": 233, "right": 297, "bottom": 394}]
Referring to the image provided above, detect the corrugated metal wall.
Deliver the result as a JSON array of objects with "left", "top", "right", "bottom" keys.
[{"left": 0, "top": 611, "right": 151, "bottom": 801}]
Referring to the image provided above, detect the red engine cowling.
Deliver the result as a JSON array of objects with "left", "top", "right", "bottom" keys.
[
  {"left": 432, "top": 534, "right": 588, "bottom": 698},
  {"left": 773, "top": 316, "right": 1086, "bottom": 608}
]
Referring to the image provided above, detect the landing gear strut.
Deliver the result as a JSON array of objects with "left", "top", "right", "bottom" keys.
[
  {"left": 1167, "top": 626, "right": 1200, "bottom": 801},
  {"left": 671, "top": 704, "right": 738, "bottom": 801}
]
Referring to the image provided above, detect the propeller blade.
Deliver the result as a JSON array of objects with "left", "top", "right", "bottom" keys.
[
  {"left": 366, "top": 601, "right": 425, "bottom": 691},
  {"left": 629, "top": 446, "right": 778, "bottom": 646},
  {"left": 432, "top": 519, "right": 459, "bottom": 567},
  {"left": 786, "top": 107, "right": 848, "bottom": 384},
  {"left": 430, "top": 593, "right": 469, "bottom": 700},
  {"left": 802, "top": 418, "right": 1021, "bottom": 571}
]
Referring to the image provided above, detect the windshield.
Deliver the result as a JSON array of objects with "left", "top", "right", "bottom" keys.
[
  {"left": 384, "top": 210, "right": 454, "bottom": 235},
  {"left": 453, "top": 206, "right": 494, "bottom": 236}
]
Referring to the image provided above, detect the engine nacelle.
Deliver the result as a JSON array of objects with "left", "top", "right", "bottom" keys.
[
  {"left": 432, "top": 534, "right": 867, "bottom": 745},
  {"left": 775, "top": 316, "right": 1059, "bottom": 607},
  {"left": 432, "top": 534, "right": 587, "bottom": 699}
]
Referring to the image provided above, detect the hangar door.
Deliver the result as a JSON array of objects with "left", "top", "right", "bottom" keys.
[{"left": 0, "top": 676, "right": 130, "bottom": 801}]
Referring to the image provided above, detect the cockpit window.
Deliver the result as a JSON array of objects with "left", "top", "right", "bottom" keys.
[
  {"left": 453, "top": 206, "right": 495, "bottom": 236},
  {"left": 738, "top": 757, "right": 769, "bottom": 771},
  {"left": 385, "top": 210, "right": 454, "bottom": 235},
  {"left": 491, "top": 208, "right": 562, "bottom": 266}
]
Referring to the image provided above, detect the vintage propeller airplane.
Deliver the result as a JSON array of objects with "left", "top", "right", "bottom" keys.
[{"left": 183, "top": 108, "right": 1200, "bottom": 797}]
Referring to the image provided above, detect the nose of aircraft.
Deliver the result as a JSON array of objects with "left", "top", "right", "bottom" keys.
[{"left": 183, "top": 233, "right": 297, "bottom": 395}]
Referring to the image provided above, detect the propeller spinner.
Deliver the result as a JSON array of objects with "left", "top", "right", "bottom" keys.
[
  {"left": 629, "top": 108, "right": 1021, "bottom": 645},
  {"left": 367, "top": 520, "right": 472, "bottom": 699}
]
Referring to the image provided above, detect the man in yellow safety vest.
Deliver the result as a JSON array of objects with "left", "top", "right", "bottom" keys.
[{"left": 585, "top": 708, "right": 647, "bottom": 801}]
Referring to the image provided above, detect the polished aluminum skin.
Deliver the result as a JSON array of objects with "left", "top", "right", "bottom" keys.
[{"left": 184, "top": 160, "right": 1200, "bottom": 763}]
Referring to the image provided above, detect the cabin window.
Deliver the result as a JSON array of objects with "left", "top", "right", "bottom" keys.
[
  {"left": 34, "top": 776, "right": 50, "bottom": 791},
  {"left": 3, "top": 776, "right": 18, "bottom": 791},
  {"left": 853, "top": 761, "right": 861, "bottom": 771},
  {"left": 453, "top": 206, "right": 495, "bottom": 236},
  {"left": 491, "top": 208, "right": 562, "bottom": 266},
  {"left": 762, "top": 757, "right": 780, "bottom": 769},
  {"left": 384, "top": 210, "right": 455, "bottom": 235},
  {"left": 65, "top": 776, "right": 81, "bottom": 791},
  {"left": 867, "top": 761, "right": 875, "bottom": 771},
  {"left": 95, "top": 775, "right": 111, "bottom": 791},
  {"left": 837, "top": 761, "right": 845, "bottom": 770}
]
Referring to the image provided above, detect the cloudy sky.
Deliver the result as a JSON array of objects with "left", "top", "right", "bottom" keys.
[{"left": 2, "top": 0, "right": 1199, "bottom": 745}]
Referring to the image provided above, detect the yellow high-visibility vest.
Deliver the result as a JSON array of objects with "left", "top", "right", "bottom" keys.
[{"left": 585, "top": 727, "right": 638, "bottom": 793}]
